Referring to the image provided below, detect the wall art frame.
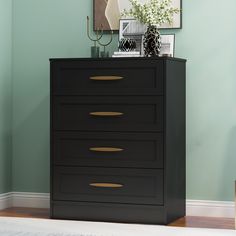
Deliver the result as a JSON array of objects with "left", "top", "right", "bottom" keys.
[{"left": 93, "top": 0, "right": 182, "bottom": 31}]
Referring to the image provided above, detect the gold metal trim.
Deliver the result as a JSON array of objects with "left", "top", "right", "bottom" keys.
[
  {"left": 89, "top": 112, "right": 124, "bottom": 117},
  {"left": 89, "top": 147, "right": 124, "bottom": 152},
  {"left": 90, "top": 76, "right": 124, "bottom": 81},
  {"left": 89, "top": 183, "right": 123, "bottom": 188}
]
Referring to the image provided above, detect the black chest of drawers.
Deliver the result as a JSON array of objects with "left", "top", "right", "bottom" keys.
[{"left": 50, "top": 57, "right": 186, "bottom": 224}]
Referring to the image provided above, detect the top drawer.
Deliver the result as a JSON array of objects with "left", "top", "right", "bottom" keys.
[{"left": 51, "top": 60, "right": 164, "bottom": 95}]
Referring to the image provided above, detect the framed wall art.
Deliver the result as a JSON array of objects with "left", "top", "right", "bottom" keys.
[{"left": 93, "top": 0, "right": 182, "bottom": 31}]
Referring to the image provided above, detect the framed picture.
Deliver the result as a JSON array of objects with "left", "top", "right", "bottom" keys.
[
  {"left": 93, "top": 0, "right": 182, "bottom": 31},
  {"left": 119, "top": 19, "right": 145, "bottom": 53},
  {"left": 119, "top": 19, "right": 146, "bottom": 40},
  {"left": 159, "top": 34, "right": 175, "bottom": 57}
]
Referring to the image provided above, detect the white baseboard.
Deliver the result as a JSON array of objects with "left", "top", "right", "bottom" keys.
[
  {"left": 0, "top": 192, "right": 235, "bottom": 218},
  {"left": 0, "top": 193, "right": 12, "bottom": 210},
  {"left": 12, "top": 192, "right": 50, "bottom": 209},
  {"left": 186, "top": 199, "right": 235, "bottom": 218}
]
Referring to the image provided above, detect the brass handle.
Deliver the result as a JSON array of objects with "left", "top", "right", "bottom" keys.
[
  {"left": 90, "top": 76, "right": 124, "bottom": 81},
  {"left": 89, "top": 147, "right": 124, "bottom": 152},
  {"left": 89, "top": 183, "right": 123, "bottom": 188},
  {"left": 89, "top": 112, "right": 124, "bottom": 117}
]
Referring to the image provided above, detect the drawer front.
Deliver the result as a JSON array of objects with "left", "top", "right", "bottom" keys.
[
  {"left": 53, "top": 167, "right": 164, "bottom": 205},
  {"left": 51, "top": 60, "right": 163, "bottom": 95},
  {"left": 52, "top": 96, "right": 163, "bottom": 132},
  {"left": 53, "top": 132, "right": 163, "bottom": 168}
]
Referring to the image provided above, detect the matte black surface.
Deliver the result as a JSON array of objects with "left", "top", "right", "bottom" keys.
[
  {"left": 53, "top": 167, "right": 164, "bottom": 205},
  {"left": 52, "top": 201, "right": 166, "bottom": 224},
  {"left": 50, "top": 57, "right": 186, "bottom": 225},
  {"left": 53, "top": 96, "right": 163, "bottom": 132},
  {"left": 51, "top": 59, "right": 164, "bottom": 95},
  {"left": 164, "top": 60, "right": 186, "bottom": 223},
  {"left": 53, "top": 132, "right": 164, "bottom": 168}
]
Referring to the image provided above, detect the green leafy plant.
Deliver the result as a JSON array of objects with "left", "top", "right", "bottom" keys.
[{"left": 122, "top": 0, "right": 180, "bottom": 26}]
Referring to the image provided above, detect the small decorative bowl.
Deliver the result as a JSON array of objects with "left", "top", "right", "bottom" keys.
[{"left": 118, "top": 38, "right": 136, "bottom": 52}]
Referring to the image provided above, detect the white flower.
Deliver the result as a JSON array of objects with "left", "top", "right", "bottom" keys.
[{"left": 122, "top": 0, "right": 180, "bottom": 26}]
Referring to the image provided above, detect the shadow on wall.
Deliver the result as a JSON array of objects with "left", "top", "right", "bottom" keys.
[
  {"left": 12, "top": 95, "right": 49, "bottom": 192},
  {"left": 0, "top": 68, "right": 12, "bottom": 193},
  {"left": 220, "top": 126, "right": 236, "bottom": 201}
]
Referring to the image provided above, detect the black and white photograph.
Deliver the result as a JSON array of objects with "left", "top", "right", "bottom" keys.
[
  {"left": 159, "top": 34, "right": 175, "bottom": 57},
  {"left": 119, "top": 19, "right": 145, "bottom": 54}
]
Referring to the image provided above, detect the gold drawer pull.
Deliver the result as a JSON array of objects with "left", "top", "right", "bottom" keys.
[
  {"left": 89, "top": 112, "right": 124, "bottom": 117},
  {"left": 89, "top": 183, "right": 123, "bottom": 188},
  {"left": 90, "top": 76, "right": 124, "bottom": 81},
  {"left": 89, "top": 147, "right": 124, "bottom": 152}
]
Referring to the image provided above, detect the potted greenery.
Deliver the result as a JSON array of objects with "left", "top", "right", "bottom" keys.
[{"left": 122, "top": 0, "right": 179, "bottom": 56}]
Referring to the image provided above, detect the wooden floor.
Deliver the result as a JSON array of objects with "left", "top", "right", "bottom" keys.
[{"left": 0, "top": 207, "right": 234, "bottom": 230}]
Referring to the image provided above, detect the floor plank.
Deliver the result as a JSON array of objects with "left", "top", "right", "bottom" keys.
[
  {"left": 0, "top": 207, "right": 49, "bottom": 219},
  {"left": 170, "top": 216, "right": 235, "bottom": 230},
  {"left": 0, "top": 208, "right": 234, "bottom": 230}
]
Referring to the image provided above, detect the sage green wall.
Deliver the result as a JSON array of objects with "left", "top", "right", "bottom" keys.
[
  {"left": 12, "top": 0, "right": 236, "bottom": 201},
  {"left": 12, "top": 0, "right": 117, "bottom": 193},
  {"left": 0, "top": 0, "right": 12, "bottom": 194},
  {"left": 178, "top": 1, "right": 236, "bottom": 201}
]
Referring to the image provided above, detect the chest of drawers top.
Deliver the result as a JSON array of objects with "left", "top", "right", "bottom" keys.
[{"left": 50, "top": 57, "right": 186, "bottom": 96}]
